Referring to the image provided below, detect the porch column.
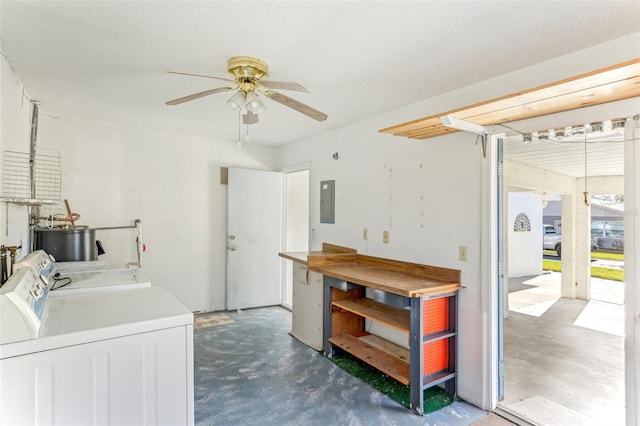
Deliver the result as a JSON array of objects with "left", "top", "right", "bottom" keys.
[
  {"left": 560, "top": 189, "right": 592, "bottom": 300},
  {"left": 574, "top": 183, "right": 591, "bottom": 300},
  {"left": 560, "top": 194, "right": 576, "bottom": 298}
]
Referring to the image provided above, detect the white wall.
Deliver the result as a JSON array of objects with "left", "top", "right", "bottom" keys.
[
  {"left": 2, "top": 56, "right": 284, "bottom": 314},
  {"left": 0, "top": 54, "right": 34, "bottom": 255},
  {"left": 34, "top": 116, "right": 278, "bottom": 311},
  {"left": 277, "top": 112, "right": 486, "bottom": 404},
  {"left": 508, "top": 192, "right": 543, "bottom": 277}
]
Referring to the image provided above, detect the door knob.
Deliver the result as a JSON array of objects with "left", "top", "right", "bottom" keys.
[{"left": 229, "top": 235, "right": 236, "bottom": 240}]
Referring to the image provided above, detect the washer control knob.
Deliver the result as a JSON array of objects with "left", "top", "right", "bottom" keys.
[{"left": 39, "top": 274, "right": 49, "bottom": 288}]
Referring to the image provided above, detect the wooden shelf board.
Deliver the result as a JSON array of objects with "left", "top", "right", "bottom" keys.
[
  {"left": 332, "top": 298, "right": 410, "bottom": 334},
  {"left": 329, "top": 334, "right": 410, "bottom": 385},
  {"left": 359, "top": 334, "right": 410, "bottom": 363}
]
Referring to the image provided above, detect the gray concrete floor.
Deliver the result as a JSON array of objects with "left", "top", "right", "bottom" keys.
[
  {"left": 192, "top": 272, "right": 622, "bottom": 425},
  {"left": 502, "top": 272, "right": 624, "bottom": 425},
  {"left": 194, "top": 306, "right": 490, "bottom": 425}
]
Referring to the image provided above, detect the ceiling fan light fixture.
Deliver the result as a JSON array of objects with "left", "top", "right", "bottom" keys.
[
  {"left": 245, "top": 90, "right": 265, "bottom": 113},
  {"left": 243, "top": 111, "right": 259, "bottom": 125},
  {"left": 227, "top": 90, "right": 246, "bottom": 112}
]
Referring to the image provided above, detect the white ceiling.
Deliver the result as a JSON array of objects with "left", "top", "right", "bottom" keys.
[
  {"left": 500, "top": 97, "right": 639, "bottom": 178},
  {"left": 1, "top": 1, "right": 638, "bottom": 149},
  {"left": 504, "top": 131, "right": 625, "bottom": 178}
]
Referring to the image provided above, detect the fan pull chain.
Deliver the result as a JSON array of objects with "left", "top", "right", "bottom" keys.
[{"left": 237, "top": 109, "right": 242, "bottom": 148}]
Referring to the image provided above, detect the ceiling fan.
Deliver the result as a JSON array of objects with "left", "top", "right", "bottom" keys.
[{"left": 165, "top": 56, "right": 327, "bottom": 124}]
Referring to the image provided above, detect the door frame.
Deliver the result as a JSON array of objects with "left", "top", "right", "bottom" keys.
[
  {"left": 281, "top": 163, "right": 310, "bottom": 310},
  {"left": 485, "top": 124, "right": 639, "bottom": 424}
]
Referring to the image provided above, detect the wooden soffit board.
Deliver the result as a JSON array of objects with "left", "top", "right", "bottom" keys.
[{"left": 379, "top": 59, "right": 640, "bottom": 140}]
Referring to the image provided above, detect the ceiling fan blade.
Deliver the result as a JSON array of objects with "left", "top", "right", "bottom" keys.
[
  {"left": 243, "top": 112, "right": 259, "bottom": 124},
  {"left": 165, "top": 87, "right": 233, "bottom": 105},
  {"left": 167, "top": 71, "right": 235, "bottom": 83},
  {"left": 265, "top": 91, "right": 327, "bottom": 121},
  {"left": 259, "top": 80, "right": 308, "bottom": 92}
]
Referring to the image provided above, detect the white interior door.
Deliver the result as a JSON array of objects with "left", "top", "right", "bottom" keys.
[{"left": 226, "top": 168, "right": 282, "bottom": 310}]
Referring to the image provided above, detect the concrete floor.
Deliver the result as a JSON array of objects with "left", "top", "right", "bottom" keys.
[
  {"left": 192, "top": 272, "right": 623, "bottom": 425},
  {"left": 193, "top": 306, "right": 490, "bottom": 425},
  {"left": 502, "top": 272, "right": 625, "bottom": 425}
]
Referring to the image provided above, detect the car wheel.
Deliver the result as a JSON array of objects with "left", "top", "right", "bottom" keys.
[{"left": 555, "top": 243, "right": 561, "bottom": 258}]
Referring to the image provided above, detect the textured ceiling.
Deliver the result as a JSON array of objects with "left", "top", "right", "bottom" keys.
[{"left": 1, "top": 1, "right": 639, "bottom": 147}]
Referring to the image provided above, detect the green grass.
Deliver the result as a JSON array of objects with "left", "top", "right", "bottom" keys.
[
  {"left": 330, "top": 352, "right": 454, "bottom": 413},
  {"left": 591, "top": 266, "right": 624, "bottom": 282},
  {"left": 591, "top": 251, "right": 624, "bottom": 261},
  {"left": 542, "top": 259, "right": 561, "bottom": 273},
  {"left": 543, "top": 259, "right": 624, "bottom": 282},
  {"left": 543, "top": 249, "right": 624, "bottom": 261}
]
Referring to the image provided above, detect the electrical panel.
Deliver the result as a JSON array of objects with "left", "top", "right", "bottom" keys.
[{"left": 320, "top": 180, "right": 335, "bottom": 224}]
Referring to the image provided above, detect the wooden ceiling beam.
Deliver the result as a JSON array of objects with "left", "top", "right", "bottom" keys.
[{"left": 380, "top": 59, "right": 640, "bottom": 140}]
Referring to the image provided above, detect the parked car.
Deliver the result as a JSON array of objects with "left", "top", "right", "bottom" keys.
[
  {"left": 543, "top": 224, "right": 598, "bottom": 258},
  {"left": 543, "top": 225, "right": 562, "bottom": 257}
]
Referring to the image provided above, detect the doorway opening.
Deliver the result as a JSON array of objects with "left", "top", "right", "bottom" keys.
[
  {"left": 282, "top": 168, "right": 309, "bottom": 310},
  {"left": 496, "top": 119, "right": 626, "bottom": 425}
]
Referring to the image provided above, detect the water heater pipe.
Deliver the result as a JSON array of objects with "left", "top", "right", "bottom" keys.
[{"left": 28, "top": 102, "right": 40, "bottom": 252}]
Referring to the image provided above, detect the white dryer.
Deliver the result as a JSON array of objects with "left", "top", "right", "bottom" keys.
[{"left": 0, "top": 267, "right": 194, "bottom": 425}]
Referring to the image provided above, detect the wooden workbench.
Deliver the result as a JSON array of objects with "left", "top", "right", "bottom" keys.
[{"left": 279, "top": 244, "right": 462, "bottom": 415}]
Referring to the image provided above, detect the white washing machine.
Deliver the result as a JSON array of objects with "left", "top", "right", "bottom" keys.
[
  {"left": 14, "top": 250, "right": 151, "bottom": 296},
  {"left": 0, "top": 267, "right": 194, "bottom": 425}
]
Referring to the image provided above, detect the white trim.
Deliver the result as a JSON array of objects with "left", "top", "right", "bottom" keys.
[
  {"left": 483, "top": 132, "right": 502, "bottom": 410},
  {"left": 281, "top": 162, "right": 311, "bottom": 174}
]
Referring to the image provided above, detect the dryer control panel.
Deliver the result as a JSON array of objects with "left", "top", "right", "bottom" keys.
[
  {"left": 14, "top": 249, "right": 57, "bottom": 279},
  {"left": 0, "top": 267, "right": 49, "bottom": 344}
]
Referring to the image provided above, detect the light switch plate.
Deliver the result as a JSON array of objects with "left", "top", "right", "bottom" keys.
[{"left": 459, "top": 246, "right": 468, "bottom": 261}]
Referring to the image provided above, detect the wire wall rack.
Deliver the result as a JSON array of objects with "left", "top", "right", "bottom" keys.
[{"left": 1, "top": 150, "right": 63, "bottom": 204}]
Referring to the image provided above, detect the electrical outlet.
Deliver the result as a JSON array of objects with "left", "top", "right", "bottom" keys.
[
  {"left": 383, "top": 231, "right": 390, "bottom": 244},
  {"left": 363, "top": 228, "right": 368, "bottom": 240},
  {"left": 459, "top": 246, "right": 468, "bottom": 261}
]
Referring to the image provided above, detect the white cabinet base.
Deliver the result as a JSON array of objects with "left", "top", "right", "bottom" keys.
[{"left": 291, "top": 263, "right": 323, "bottom": 350}]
